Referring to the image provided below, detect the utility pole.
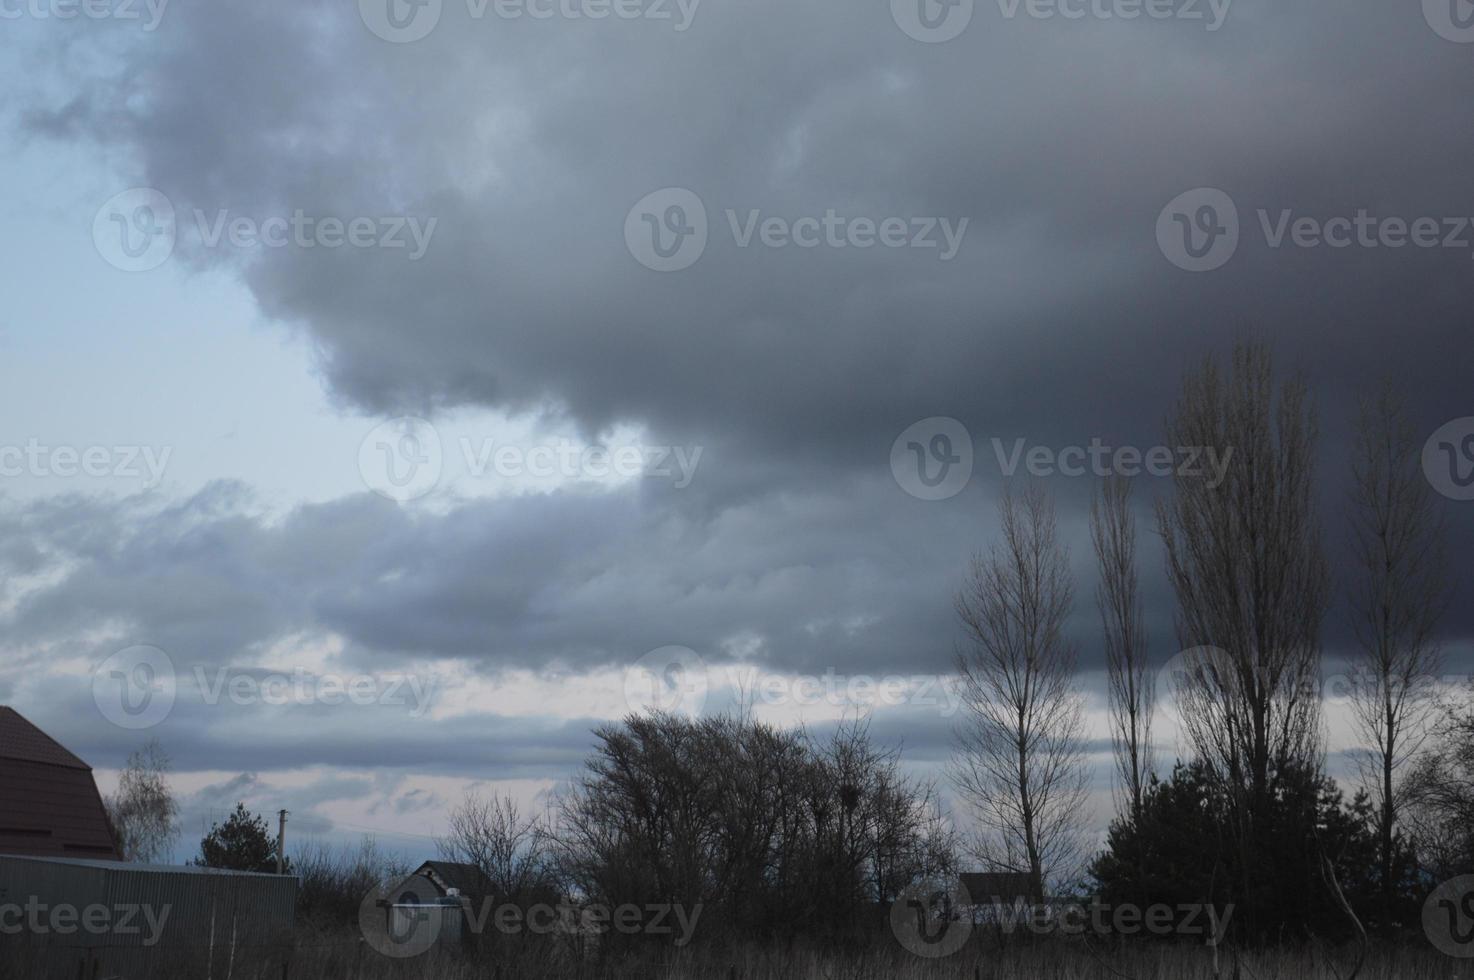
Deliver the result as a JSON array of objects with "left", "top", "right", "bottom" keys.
[{"left": 276, "top": 810, "right": 288, "bottom": 875}]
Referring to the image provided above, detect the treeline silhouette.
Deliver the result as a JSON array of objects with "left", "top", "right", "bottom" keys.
[{"left": 397, "top": 714, "right": 954, "bottom": 959}]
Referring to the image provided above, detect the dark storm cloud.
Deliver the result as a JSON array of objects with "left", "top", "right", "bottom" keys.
[
  {"left": 22, "top": 0, "right": 1474, "bottom": 556},
  {"left": 21, "top": 0, "right": 1474, "bottom": 475},
  {"left": 6, "top": 0, "right": 1472, "bottom": 797}
]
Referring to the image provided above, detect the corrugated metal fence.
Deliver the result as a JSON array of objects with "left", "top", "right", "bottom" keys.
[{"left": 0, "top": 854, "right": 297, "bottom": 979}]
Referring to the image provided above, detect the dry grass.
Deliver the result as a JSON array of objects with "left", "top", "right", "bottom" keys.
[{"left": 3, "top": 938, "right": 1467, "bottom": 980}]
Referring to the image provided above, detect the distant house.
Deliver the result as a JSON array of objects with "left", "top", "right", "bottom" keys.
[
  {"left": 959, "top": 871, "right": 1044, "bottom": 906},
  {"left": 0, "top": 706, "right": 120, "bottom": 860},
  {"left": 408, "top": 860, "right": 493, "bottom": 903}
]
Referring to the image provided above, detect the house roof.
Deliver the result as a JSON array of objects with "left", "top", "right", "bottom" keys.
[
  {"left": 0, "top": 707, "right": 121, "bottom": 861},
  {"left": 413, "top": 860, "right": 492, "bottom": 897},
  {"left": 959, "top": 871, "right": 1044, "bottom": 903},
  {"left": 0, "top": 707, "right": 91, "bottom": 769}
]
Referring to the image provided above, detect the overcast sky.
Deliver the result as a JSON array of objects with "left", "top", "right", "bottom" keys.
[{"left": 1, "top": 0, "right": 1471, "bottom": 863}]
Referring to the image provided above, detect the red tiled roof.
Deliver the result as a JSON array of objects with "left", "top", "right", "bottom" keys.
[{"left": 0, "top": 707, "right": 121, "bottom": 860}]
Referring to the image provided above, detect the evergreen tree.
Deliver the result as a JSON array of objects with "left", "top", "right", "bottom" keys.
[{"left": 195, "top": 803, "right": 287, "bottom": 874}]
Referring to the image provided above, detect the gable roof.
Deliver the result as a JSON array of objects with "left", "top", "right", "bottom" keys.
[
  {"left": 413, "top": 860, "right": 492, "bottom": 898},
  {"left": 0, "top": 707, "right": 121, "bottom": 861},
  {"left": 0, "top": 707, "right": 91, "bottom": 769}
]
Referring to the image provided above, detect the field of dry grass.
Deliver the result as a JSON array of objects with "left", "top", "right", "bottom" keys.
[{"left": 6, "top": 938, "right": 1464, "bottom": 980}]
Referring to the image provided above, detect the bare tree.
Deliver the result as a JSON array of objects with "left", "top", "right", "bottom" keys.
[
  {"left": 1090, "top": 474, "right": 1154, "bottom": 825},
  {"left": 105, "top": 740, "right": 180, "bottom": 863},
  {"left": 1406, "top": 688, "right": 1474, "bottom": 876},
  {"left": 1155, "top": 342, "right": 1328, "bottom": 938},
  {"left": 952, "top": 484, "right": 1087, "bottom": 892},
  {"left": 1156, "top": 343, "right": 1328, "bottom": 806},
  {"left": 553, "top": 713, "right": 950, "bottom": 945},
  {"left": 438, "top": 790, "right": 553, "bottom": 901},
  {"left": 1346, "top": 380, "right": 1450, "bottom": 933},
  {"left": 294, "top": 838, "right": 408, "bottom": 927}
]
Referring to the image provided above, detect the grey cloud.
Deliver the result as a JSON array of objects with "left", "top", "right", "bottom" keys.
[
  {"left": 1, "top": 479, "right": 993, "bottom": 681},
  {"left": 5, "top": 0, "right": 1474, "bottom": 832}
]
